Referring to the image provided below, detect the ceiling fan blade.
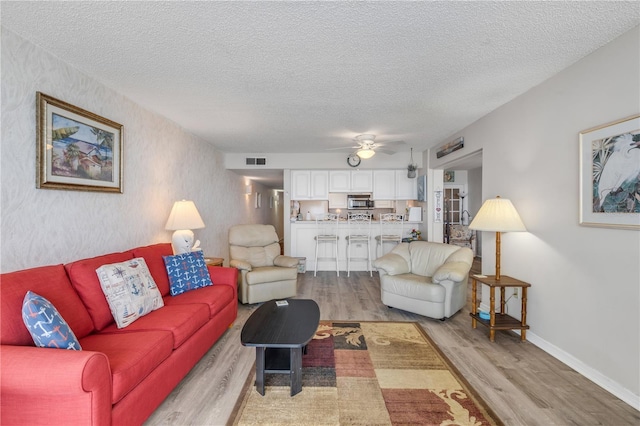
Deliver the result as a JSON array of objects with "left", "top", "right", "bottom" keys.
[
  {"left": 325, "top": 145, "right": 359, "bottom": 151},
  {"left": 377, "top": 140, "right": 406, "bottom": 146},
  {"left": 376, "top": 148, "right": 399, "bottom": 155}
]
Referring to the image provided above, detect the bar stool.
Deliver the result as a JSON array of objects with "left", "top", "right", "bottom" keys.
[
  {"left": 314, "top": 213, "right": 340, "bottom": 277},
  {"left": 345, "top": 212, "right": 372, "bottom": 277},
  {"left": 375, "top": 213, "right": 404, "bottom": 258}
]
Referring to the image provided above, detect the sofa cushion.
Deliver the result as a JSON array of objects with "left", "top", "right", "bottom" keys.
[
  {"left": 96, "top": 258, "right": 164, "bottom": 328},
  {"left": 380, "top": 273, "right": 446, "bottom": 303},
  {"left": 99, "top": 304, "right": 209, "bottom": 349},
  {"left": 229, "top": 244, "right": 280, "bottom": 268},
  {"left": 1, "top": 265, "right": 94, "bottom": 345},
  {"left": 131, "top": 243, "right": 174, "bottom": 296},
  {"left": 245, "top": 265, "right": 298, "bottom": 285},
  {"left": 80, "top": 330, "right": 173, "bottom": 404},
  {"left": 163, "top": 251, "right": 213, "bottom": 296},
  {"left": 163, "top": 284, "right": 235, "bottom": 318},
  {"left": 22, "top": 291, "right": 82, "bottom": 350},
  {"left": 66, "top": 251, "right": 135, "bottom": 331},
  {"left": 409, "top": 242, "right": 461, "bottom": 277}
]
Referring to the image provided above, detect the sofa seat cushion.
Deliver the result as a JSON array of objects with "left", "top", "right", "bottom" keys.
[
  {"left": 380, "top": 274, "right": 446, "bottom": 303},
  {"left": 163, "top": 285, "right": 235, "bottom": 318},
  {"left": 245, "top": 266, "right": 297, "bottom": 285},
  {"left": 99, "top": 304, "right": 209, "bottom": 349},
  {"left": 1, "top": 265, "right": 94, "bottom": 345},
  {"left": 80, "top": 330, "right": 173, "bottom": 404},
  {"left": 66, "top": 251, "right": 135, "bottom": 331},
  {"left": 131, "top": 243, "right": 174, "bottom": 296}
]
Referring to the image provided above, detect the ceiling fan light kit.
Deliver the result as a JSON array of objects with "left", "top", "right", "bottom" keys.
[{"left": 356, "top": 148, "right": 375, "bottom": 159}]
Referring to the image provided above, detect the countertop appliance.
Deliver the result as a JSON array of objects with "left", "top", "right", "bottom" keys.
[{"left": 347, "top": 194, "right": 374, "bottom": 210}]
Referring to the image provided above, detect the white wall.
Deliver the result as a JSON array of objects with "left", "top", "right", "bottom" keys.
[
  {"left": 0, "top": 28, "right": 264, "bottom": 271},
  {"left": 430, "top": 27, "right": 640, "bottom": 407}
]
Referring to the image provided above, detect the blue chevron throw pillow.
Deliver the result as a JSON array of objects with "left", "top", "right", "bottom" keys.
[
  {"left": 163, "top": 251, "right": 213, "bottom": 296},
  {"left": 22, "top": 291, "right": 82, "bottom": 350}
]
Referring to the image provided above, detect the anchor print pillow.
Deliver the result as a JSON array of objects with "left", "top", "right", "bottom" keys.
[
  {"left": 22, "top": 291, "right": 82, "bottom": 350},
  {"left": 163, "top": 250, "right": 213, "bottom": 296},
  {"left": 96, "top": 258, "right": 164, "bottom": 328}
]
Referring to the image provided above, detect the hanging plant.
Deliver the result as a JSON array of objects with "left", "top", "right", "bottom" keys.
[{"left": 407, "top": 148, "right": 417, "bottom": 178}]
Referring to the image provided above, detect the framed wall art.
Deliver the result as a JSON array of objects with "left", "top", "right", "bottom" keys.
[
  {"left": 436, "top": 136, "right": 464, "bottom": 158},
  {"left": 37, "top": 92, "right": 123, "bottom": 193},
  {"left": 579, "top": 114, "right": 640, "bottom": 229}
]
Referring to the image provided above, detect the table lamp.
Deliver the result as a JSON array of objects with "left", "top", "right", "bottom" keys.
[
  {"left": 165, "top": 200, "right": 206, "bottom": 254},
  {"left": 468, "top": 196, "right": 526, "bottom": 280}
]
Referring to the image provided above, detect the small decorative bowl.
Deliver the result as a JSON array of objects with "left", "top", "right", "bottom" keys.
[{"left": 478, "top": 311, "right": 490, "bottom": 320}]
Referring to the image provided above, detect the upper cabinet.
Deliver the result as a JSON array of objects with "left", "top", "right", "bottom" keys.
[
  {"left": 351, "top": 170, "right": 373, "bottom": 192},
  {"left": 372, "top": 170, "right": 396, "bottom": 199},
  {"left": 373, "top": 170, "right": 418, "bottom": 200},
  {"left": 329, "top": 170, "right": 373, "bottom": 192},
  {"left": 291, "top": 170, "right": 329, "bottom": 200},
  {"left": 395, "top": 170, "right": 418, "bottom": 200}
]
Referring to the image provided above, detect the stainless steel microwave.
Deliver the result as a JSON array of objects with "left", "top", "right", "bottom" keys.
[{"left": 347, "top": 194, "right": 374, "bottom": 209}]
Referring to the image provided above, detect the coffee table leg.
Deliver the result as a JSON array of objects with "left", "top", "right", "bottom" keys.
[
  {"left": 255, "top": 347, "right": 265, "bottom": 396},
  {"left": 290, "top": 347, "right": 302, "bottom": 396}
]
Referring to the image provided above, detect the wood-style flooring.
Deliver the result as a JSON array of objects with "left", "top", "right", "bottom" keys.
[{"left": 145, "top": 270, "right": 639, "bottom": 425}]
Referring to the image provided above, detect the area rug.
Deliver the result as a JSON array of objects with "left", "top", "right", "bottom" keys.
[{"left": 230, "top": 321, "right": 501, "bottom": 426}]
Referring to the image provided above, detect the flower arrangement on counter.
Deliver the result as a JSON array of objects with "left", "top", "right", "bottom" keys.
[{"left": 410, "top": 229, "right": 422, "bottom": 240}]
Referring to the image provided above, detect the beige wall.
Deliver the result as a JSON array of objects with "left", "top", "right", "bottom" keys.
[
  {"left": 430, "top": 27, "right": 640, "bottom": 406},
  {"left": 0, "top": 27, "right": 264, "bottom": 271}
]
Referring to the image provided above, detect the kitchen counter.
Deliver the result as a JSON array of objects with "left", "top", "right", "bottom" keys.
[{"left": 289, "top": 220, "right": 421, "bottom": 272}]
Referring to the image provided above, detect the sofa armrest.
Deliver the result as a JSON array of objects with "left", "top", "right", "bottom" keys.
[
  {"left": 208, "top": 266, "right": 239, "bottom": 300},
  {"left": 433, "top": 261, "right": 470, "bottom": 283},
  {"left": 274, "top": 255, "right": 298, "bottom": 268},
  {"left": 1, "top": 345, "right": 112, "bottom": 425},
  {"left": 229, "top": 259, "right": 252, "bottom": 271},
  {"left": 372, "top": 253, "right": 410, "bottom": 276}
]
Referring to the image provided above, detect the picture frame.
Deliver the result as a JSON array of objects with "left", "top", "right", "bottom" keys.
[
  {"left": 437, "top": 136, "right": 464, "bottom": 159},
  {"left": 417, "top": 175, "right": 427, "bottom": 201},
  {"left": 579, "top": 114, "right": 640, "bottom": 229},
  {"left": 37, "top": 92, "right": 123, "bottom": 193}
]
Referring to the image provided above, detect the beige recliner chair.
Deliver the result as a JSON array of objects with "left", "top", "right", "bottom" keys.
[
  {"left": 229, "top": 224, "right": 298, "bottom": 304},
  {"left": 372, "top": 241, "right": 473, "bottom": 320}
]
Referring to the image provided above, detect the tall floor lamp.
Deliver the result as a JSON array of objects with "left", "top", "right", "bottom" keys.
[{"left": 468, "top": 196, "right": 526, "bottom": 280}]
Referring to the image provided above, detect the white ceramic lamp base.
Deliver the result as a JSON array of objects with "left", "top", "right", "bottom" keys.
[{"left": 171, "top": 229, "right": 195, "bottom": 255}]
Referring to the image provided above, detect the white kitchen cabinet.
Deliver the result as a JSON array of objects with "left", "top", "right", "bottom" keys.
[
  {"left": 310, "top": 170, "right": 329, "bottom": 199},
  {"left": 329, "top": 170, "right": 350, "bottom": 192},
  {"left": 372, "top": 170, "right": 396, "bottom": 200},
  {"left": 291, "top": 170, "right": 329, "bottom": 200},
  {"left": 350, "top": 170, "right": 373, "bottom": 192},
  {"left": 328, "top": 193, "right": 348, "bottom": 209},
  {"left": 395, "top": 170, "right": 418, "bottom": 200}
]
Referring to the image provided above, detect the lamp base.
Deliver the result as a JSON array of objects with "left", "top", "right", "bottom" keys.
[{"left": 171, "top": 229, "right": 195, "bottom": 255}]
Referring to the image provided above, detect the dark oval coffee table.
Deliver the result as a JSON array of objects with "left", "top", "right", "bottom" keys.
[{"left": 241, "top": 299, "right": 320, "bottom": 396}]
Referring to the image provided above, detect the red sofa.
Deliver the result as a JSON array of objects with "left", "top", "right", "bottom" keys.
[{"left": 0, "top": 243, "right": 238, "bottom": 426}]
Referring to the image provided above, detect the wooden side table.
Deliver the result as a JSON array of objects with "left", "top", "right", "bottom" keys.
[
  {"left": 470, "top": 274, "right": 530, "bottom": 342},
  {"left": 204, "top": 257, "right": 224, "bottom": 267}
]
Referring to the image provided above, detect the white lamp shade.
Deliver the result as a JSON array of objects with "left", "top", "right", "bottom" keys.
[
  {"left": 468, "top": 197, "right": 526, "bottom": 232},
  {"left": 165, "top": 200, "right": 205, "bottom": 231},
  {"left": 356, "top": 148, "right": 375, "bottom": 159}
]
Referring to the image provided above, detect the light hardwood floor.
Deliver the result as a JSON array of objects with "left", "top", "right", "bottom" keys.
[{"left": 145, "top": 271, "right": 639, "bottom": 425}]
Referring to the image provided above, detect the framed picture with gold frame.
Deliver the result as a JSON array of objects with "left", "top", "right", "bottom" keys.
[
  {"left": 579, "top": 114, "right": 639, "bottom": 229},
  {"left": 36, "top": 92, "right": 123, "bottom": 193}
]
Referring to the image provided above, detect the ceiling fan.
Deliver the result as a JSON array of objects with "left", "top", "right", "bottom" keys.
[{"left": 327, "top": 134, "right": 406, "bottom": 159}]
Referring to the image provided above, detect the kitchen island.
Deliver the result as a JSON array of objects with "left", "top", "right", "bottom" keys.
[{"left": 290, "top": 220, "right": 422, "bottom": 273}]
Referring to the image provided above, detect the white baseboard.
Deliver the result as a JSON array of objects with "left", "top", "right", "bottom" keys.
[{"left": 526, "top": 330, "right": 640, "bottom": 411}]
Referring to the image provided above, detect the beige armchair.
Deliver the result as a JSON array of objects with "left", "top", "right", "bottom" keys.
[
  {"left": 372, "top": 241, "right": 473, "bottom": 320},
  {"left": 229, "top": 224, "right": 298, "bottom": 304}
]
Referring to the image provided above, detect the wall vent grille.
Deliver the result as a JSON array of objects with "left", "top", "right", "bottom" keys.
[{"left": 245, "top": 158, "right": 267, "bottom": 165}]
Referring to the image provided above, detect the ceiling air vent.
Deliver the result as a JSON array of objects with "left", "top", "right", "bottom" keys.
[{"left": 245, "top": 157, "right": 267, "bottom": 166}]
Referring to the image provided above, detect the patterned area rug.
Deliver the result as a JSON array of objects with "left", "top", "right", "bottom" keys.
[{"left": 230, "top": 321, "right": 501, "bottom": 426}]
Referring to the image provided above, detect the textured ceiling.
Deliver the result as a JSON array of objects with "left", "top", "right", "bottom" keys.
[{"left": 2, "top": 1, "right": 639, "bottom": 155}]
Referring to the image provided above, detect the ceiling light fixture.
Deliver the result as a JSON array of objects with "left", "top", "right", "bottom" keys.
[{"left": 356, "top": 148, "right": 375, "bottom": 159}]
